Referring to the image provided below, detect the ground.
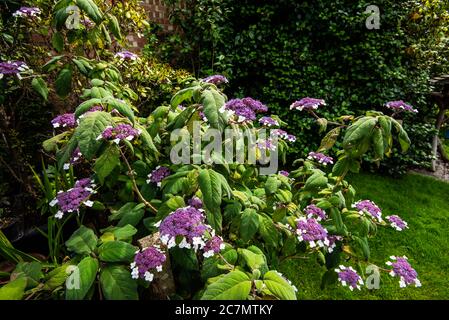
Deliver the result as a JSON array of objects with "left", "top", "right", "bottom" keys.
[{"left": 280, "top": 172, "right": 449, "bottom": 299}]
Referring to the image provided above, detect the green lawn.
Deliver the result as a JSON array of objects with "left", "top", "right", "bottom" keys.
[{"left": 280, "top": 172, "right": 449, "bottom": 299}]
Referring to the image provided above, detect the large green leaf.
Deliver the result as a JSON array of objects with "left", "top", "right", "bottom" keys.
[
  {"left": 94, "top": 144, "right": 120, "bottom": 184},
  {"left": 318, "top": 127, "right": 341, "bottom": 152},
  {"left": 201, "top": 89, "right": 227, "bottom": 131},
  {"left": 264, "top": 176, "right": 280, "bottom": 195},
  {"left": 65, "top": 225, "right": 98, "bottom": 255},
  {"left": 170, "top": 86, "right": 199, "bottom": 109},
  {"left": 76, "top": 0, "right": 103, "bottom": 23},
  {"left": 0, "top": 277, "right": 27, "bottom": 300},
  {"left": 52, "top": 31, "right": 64, "bottom": 53},
  {"left": 43, "top": 265, "right": 69, "bottom": 291},
  {"left": 31, "top": 77, "right": 49, "bottom": 101},
  {"left": 74, "top": 98, "right": 103, "bottom": 118},
  {"left": 55, "top": 67, "right": 72, "bottom": 98},
  {"left": 107, "top": 14, "right": 122, "bottom": 40},
  {"left": 238, "top": 248, "right": 267, "bottom": 273},
  {"left": 98, "top": 241, "right": 136, "bottom": 263},
  {"left": 75, "top": 111, "right": 113, "bottom": 160},
  {"left": 201, "top": 270, "right": 252, "bottom": 300},
  {"left": 304, "top": 172, "right": 328, "bottom": 191},
  {"left": 240, "top": 208, "right": 259, "bottom": 242},
  {"left": 198, "top": 169, "right": 223, "bottom": 232},
  {"left": 100, "top": 266, "right": 138, "bottom": 300},
  {"left": 263, "top": 271, "right": 297, "bottom": 300},
  {"left": 65, "top": 257, "right": 99, "bottom": 300},
  {"left": 102, "top": 97, "right": 135, "bottom": 124}
]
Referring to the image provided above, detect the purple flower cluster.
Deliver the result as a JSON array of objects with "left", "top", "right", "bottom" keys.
[
  {"left": 352, "top": 200, "right": 383, "bottom": 222},
  {"left": 51, "top": 113, "right": 76, "bottom": 129},
  {"left": 130, "top": 246, "right": 166, "bottom": 282},
  {"left": 202, "top": 75, "right": 229, "bottom": 85},
  {"left": 278, "top": 170, "right": 289, "bottom": 177},
  {"left": 49, "top": 178, "right": 96, "bottom": 219},
  {"left": 220, "top": 97, "right": 268, "bottom": 123},
  {"left": 257, "top": 139, "right": 277, "bottom": 151},
  {"left": 386, "top": 215, "right": 408, "bottom": 231},
  {"left": 188, "top": 196, "right": 203, "bottom": 209},
  {"left": 271, "top": 129, "right": 296, "bottom": 142},
  {"left": 158, "top": 206, "right": 209, "bottom": 251},
  {"left": 63, "top": 147, "right": 83, "bottom": 170},
  {"left": 80, "top": 18, "right": 95, "bottom": 29},
  {"left": 290, "top": 98, "right": 326, "bottom": 111},
  {"left": 295, "top": 217, "right": 330, "bottom": 249},
  {"left": 385, "top": 100, "right": 418, "bottom": 113},
  {"left": 98, "top": 124, "right": 141, "bottom": 144},
  {"left": 259, "top": 116, "right": 279, "bottom": 127},
  {"left": 146, "top": 166, "right": 170, "bottom": 187},
  {"left": 0, "top": 61, "right": 29, "bottom": 79},
  {"left": 13, "top": 7, "right": 41, "bottom": 18},
  {"left": 115, "top": 50, "right": 138, "bottom": 61},
  {"left": 335, "top": 265, "right": 364, "bottom": 291},
  {"left": 203, "top": 235, "right": 225, "bottom": 258},
  {"left": 386, "top": 256, "right": 421, "bottom": 288},
  {"left": 307, "top": 152, "right": 334, "bottom": 165},
  {"left": 304, "top": 204, "right": 327, "bottom": 221}
]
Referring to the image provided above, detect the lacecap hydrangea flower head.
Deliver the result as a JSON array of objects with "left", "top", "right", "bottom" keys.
[
  {"left": 131, "top": 246, "right": 166, "bottom": 282},
  {"left": 386, "top": 256, "right": 421, "bottom": 288}
]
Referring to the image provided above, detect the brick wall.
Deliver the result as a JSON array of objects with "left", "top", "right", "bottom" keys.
[{"left": 127, "top": 0, "right": 175, "bottom": 48}]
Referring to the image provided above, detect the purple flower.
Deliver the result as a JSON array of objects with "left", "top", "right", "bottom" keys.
[
  {"left": 98, "top": 124, "right": 141, "bottom": 144},
  {"left": 188, "top": 196, "right": 203, "bottom": 209},
  {"left": 87, "top": 105, "right": 103, "bottom": 113},
  {"left": 202, "top": 75, "right": 228, "bottom": 85},
  {"left": 296, "top": 217, "right": 330, "bottom": 249},
  {"left": 80, "top": 18, "right": 95, "bottom": 29},
  {"left": 257, "top": 138, "right": 277, "bottom": 151},
  {"left": 290, "top": 98, "right": 326, "bottom": 111},
  {"left": 386, "top": 256, "right": 421, "bottom": 288},
  {"left": 327, "top": 235, "right": 343, "bottom": 253},
  {"left": 386, "top": 215, "right": 408, "bottom": 231},
  {"left": 0, "top": 61, "right": 29, "bottom": 79},
  {"left": 259, "top": 116, "right": 279, "bottom": 127},
  {"left": 63, "top": 147, "right": 83, "bottom": 170},
  {"left": 49, "top": 179, "right": 96, "bottom": 219},
  {"left": 385, "top": 100, "right": 418, "bottom": 113},
  {"left": 158, "top": 206, "right": 209, "bottom": 251},
  {"left": 271, "top": 129, "right": 296, "bottom": 143},
  {"left": 242, "top": 97, "right": 268, "bottom": 113},
  {"left": 220, "top": 97, "right": 268, "bottom": 123},
  {"left": 278, "top": 170, "right": 289, "bottom": 177},
  {"left": 353, "top": 200, "right": 383, "bottom": 222},
  {"left": 51, "top": 113, "right": 76, "bottom": 129},
  {"left": 146, "top": 166, "right": 170, "bottom": 187},
  {"left": 304, "top": 204, "right": 327, "bottom": 221},
  {"left": 130, "top": 246, "right": 166, "bottom": 282},
  {"left": 13, "top": 7, "right": 41, "bottom": 18},
  {"left": 307, "top": 152, "right": 334, "bottom": 165},
  {"left": 335, "top": 265, "right": 364, "bottom": 291},
  {"left": 115, "top": 50, "right": 138, "bottom": 61},
  {"left": 203, "top": 235, "right": 225, "bottom": 258}
]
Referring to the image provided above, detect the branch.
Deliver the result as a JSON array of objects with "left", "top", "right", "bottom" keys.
[{"left": 119, "top": 148, "right": 158, "bottom": 214}]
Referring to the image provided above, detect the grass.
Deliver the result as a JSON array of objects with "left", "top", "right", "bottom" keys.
[{"left": 279, "top": 171, "right": 449, "bottom": 299}]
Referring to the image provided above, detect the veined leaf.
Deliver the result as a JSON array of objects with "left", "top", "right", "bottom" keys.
[
  {"left": 201, "top": 89, "right": 227, "bottom": 131},
  {"left": 31, "top": 77, "right": 49, "bottom": 101},
  {"left": 100, "top": 266, "right": 138, "bottom": 300},
  {"left": 75, "top": 111, "right": 113, "bottom": 160},
  {"left": 74, "top": 98, "right": 103, "bottom": 118},
  {"left": 65, "top": 257, "right": 98, "bottom": 300},
  {"left": 75, "top": 0, "right": 103, "bottom": 23},
  {"left": 0, "top": 277, "right": 27, "bottom": 300},
  {"left": 94, "top": 144, "right": 120, "bottom": 184},
  {"left": 55, "top": 67, "right": 72, "bottom": 98},
  {"left": 201, "top": 270, "right": 252, "bottom": 300},
  {"left": 65, "top": 225, "right": 98, "bottom": 255},
  {"left": 240, "top": 208, "right": 259, "bottom": 242},
  {"left": 263, "top": 270, "right": 297, "bottom": 300},
  {"left": 198, "top": 169, "right": 223, "bottom": 232},
  {"left": 98, "top": 241, "right": 136, "bottom": 263}
]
